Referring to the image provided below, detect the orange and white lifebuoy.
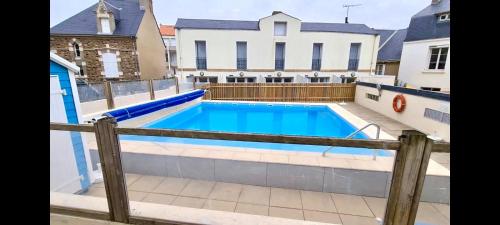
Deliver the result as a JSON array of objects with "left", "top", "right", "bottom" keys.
[{"left": 392, "top": 94, "right": 406, "bottom": 113}]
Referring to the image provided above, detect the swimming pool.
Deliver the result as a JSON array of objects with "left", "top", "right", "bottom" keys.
[{"left": 121, "top": 102, "right": 391, "bottom": 156}]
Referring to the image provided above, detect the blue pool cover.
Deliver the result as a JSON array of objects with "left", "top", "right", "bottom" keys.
[{"left": 103, "top": 90, "right": 205, "bottom": 121}]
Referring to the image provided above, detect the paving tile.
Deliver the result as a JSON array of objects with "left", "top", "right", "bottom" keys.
[
  {"left": 317, "top": 157, "right": 351, "bottom": 168},
  {"left": 203, "top": 199, "right": 237, "bottom": 212},
  {"left": 128, "top": 175, "right": 164, "bottom": 192},
  {"left": 235, "top": 203, "right": 269, "bottom": 216},
  {"left": 324, "top": 168, "right": 388, "bottom": 197},
  {"left": 261, "top": 154, "right": 289, "bottom": 163},
  {"left": 121, "top": 152, "right": 168, "bottom": 176},
  {"left": 237, "top": 185, "right": 270, "bottom": 206},
  {"left": 270, "top": 188, "right": 302, "bottom": 209},
  {"left": 84, "top": 187, "right": 106, "bottom": 198},
  {"left": 179, "top": 180, "right": 216, "bottom": 198},
  {"left": 171, "top": 196, "right": 206, "bottom": 209},
  {"left": 267, "top": 164, "right": 324, "bottom": 192},
  {"left": 174, "top": 157, "right": 215, "bottom": 180},
  {"left": 269, "top": 207, "right": 304, "bottom": 220},
  {"left": 300, "top": 190, "right": 337, "bottom": 213},
  {"left": 125, "top": 174, "right": 142, "bottom": 186},
  {"left": 128, "top": 191, "right": 148, "bottom": 201},
  {"left": 331, "top": 193, "right": 374, "bottom": 217},
  {"left": 363, "top": 196, "right": 387, "bottom": 219},
  {"left": 208, "top": 182, "right": 242, "bottom": 202},
  {"left": 152, "top": 177, "right": 190, "bottom": 195},
  {"left": 303, "top": 210, "right": 342, "bottom": 224},
  {"left": 214, "top": 159, "right": 267, "bottom": 186},
  {"left": 415, "top": 202, "right": 450, "bottom": 225},
  {"left": 339, "top": 214, "right": 379, "bottom": 225},
  {"left": 233, "top": 152, "right": 261, "bottom": 161},
  {"left": 288, "top": 155, "right": 319, "bottom": 166},
  {"left": 432, "top": 203, "right": 450, "bottom": 220},
  {"left": 141, "top": 193, "right": 176, "bottom": 205}
]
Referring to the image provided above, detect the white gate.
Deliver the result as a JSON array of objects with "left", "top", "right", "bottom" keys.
[{"left": 50, "top": 75, "right": 82, "bottom": 193}]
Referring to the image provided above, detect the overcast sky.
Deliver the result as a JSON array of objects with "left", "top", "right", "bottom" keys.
[{"left": 50, "top": 0, "right": 428, "bottom": 30}]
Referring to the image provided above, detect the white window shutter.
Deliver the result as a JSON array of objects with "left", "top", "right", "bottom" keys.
[{"left": 102, "top": 53, "right": 119, "bottom": 78}]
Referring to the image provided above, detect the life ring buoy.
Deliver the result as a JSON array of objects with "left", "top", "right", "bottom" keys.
[{"left": 392, "top": 94, "right": 406, "bottom": 113}]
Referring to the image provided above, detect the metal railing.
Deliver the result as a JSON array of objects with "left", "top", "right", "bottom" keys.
[
  {"left": 311, "top": 59, "right": 321, "bottom": 71},
  {"left": 322, "top": 123, "right": 381, "bottom": 159},
  {"left": 348, "top": 58, "right": 359, "bottom": 71},
  {"left": 275, "top": 59, "right": 284, "bottom": 71},
  {"left": 196, "top": 57, "right": 207, "bottom": 70},
  {"left": 237, "top": 58, "right": 247, "bottom": 70}
]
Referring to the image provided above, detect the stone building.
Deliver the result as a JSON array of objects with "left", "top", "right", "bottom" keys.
[{"left": 50, "top": 0, "right": 167, "bottom": 81}]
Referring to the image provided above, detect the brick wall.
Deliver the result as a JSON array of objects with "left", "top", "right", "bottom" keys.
[{"left": 50, "top": 36, "right": 140, "bottom": 81}]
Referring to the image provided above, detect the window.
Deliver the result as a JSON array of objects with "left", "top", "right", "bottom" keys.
[
  {"left": 195, "top": 76, "right": 218, "bottom": 83},
  {"left": 227, "top": 77, "right": 255, "bottom": 83},
  {"left": 375, "top": 64, "right": 385, "bottom": 75},
  {"left": 275, "top": 43, "right": 285, "bottom": 71},
  {"left": 366, "top": 93, "right": 379, "bottom": 101},
  {"left": 274, "top": 22, "right": 287, "bottom": 36},
  {"left": 100, "top": 18, "right": 111, "bottom": 34},
  {"left": 79, "top": 67, "right": 85, "bottom": 76},
  {"left": 102, "top": 52, "right": 119, "bottom": 78},
  {"left": 195, "top": 41, "right": 207, "bottom": 70},
  {"left": 236, "top": 42, "right": 247, "bottom": 70},
  {"left": 428, "top": 47, "right": 448, "bottom": 70},
  {"left": 348, "top": 43, "right": 361, "bottom": 71},
  {"left": 438, "top": 13, "right": 450, "bottom": 22},
  {"left": 73, "top": 43, "right": 81, "bottom": 57},
  {"left": 424, "top": 108, "right": 450, "bottom": 125},
  {"left": 312, "top": 43, "right": 322, "bottom": 71},
  {"left": 421, "top": 87, "right": 441, "bottom": 92},
  {"left": 310, "top": 77, "right": 330, "bottom": 83},
  {"left": 265, "top": 77, "right": 293, "bottom": 83}
]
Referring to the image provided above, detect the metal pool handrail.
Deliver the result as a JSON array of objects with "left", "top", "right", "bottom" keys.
[{"left": 322, "top": 123, "right": 381, "bottom": 160}]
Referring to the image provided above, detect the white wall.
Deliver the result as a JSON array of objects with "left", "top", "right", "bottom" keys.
[
  {"left": 397, "top": 38, "right": 450, "bottom": 91},
  {"left": 356, "top": 75, "right": 395, "bottom": 85},
  {"left": 176, "top": 13, "right": 379, "bottom": 84},
  {"left": 355, "top": 85, "right": 450, "bottom": 142}
]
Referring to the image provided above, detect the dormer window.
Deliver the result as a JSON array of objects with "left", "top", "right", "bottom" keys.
[
  {"left": 100, "top": 18, "right": 111, "bottom": 34},
  {"left": 274, "top": 22, "right": 287, "bottom": 36},
  {"left": 438, "top": 13, "right": 450, "bottom": 22}
]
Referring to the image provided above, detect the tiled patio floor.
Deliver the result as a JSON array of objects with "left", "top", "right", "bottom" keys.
[
  {"left": 83, "top": 173, "right": 450, "bottom": 225},
  {"left": 340, "top": 103, "right": 450, "bottom": 170}
]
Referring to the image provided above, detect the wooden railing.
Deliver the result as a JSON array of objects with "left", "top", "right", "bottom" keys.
[
  {"left": 50, "top": 118, "right": 450, "bottom": 225},
  {"left": 199, "top": 83, "right": 356, "bottom": 102}
]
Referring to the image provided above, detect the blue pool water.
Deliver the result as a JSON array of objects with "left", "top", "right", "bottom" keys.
[{"left": 121, "top": 102, "right": 391, "bottom": 156}]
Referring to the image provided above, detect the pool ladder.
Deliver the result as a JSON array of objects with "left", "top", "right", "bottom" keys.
[{"left": 322, "top": 123, "right": 381, "bottom": 160}]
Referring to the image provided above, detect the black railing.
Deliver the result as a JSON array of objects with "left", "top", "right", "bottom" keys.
[
  {"left": 196, "top": 57, "right": 207, "bottom": 70},
  {"left": 237, "top": 58, "right": 247, "bottom": 70},
  {"left": 275, "top": 59, "right": 284, "bottom": 71},
  {"left": 312, "top": 59, "right": 321, "bottom": 71},
  {"left": 348, "top": 59, "right": 359, "bottom": 71}
]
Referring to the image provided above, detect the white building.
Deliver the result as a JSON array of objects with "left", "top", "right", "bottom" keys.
[
  {"left": 160, "top": 24, "right": 177, "bottom": 75},
  {"left": 397, "top": 0, "right": 450, "bottom": 92},
  {"left": 174, "top": 11, "right": 382, "bottom": 84}
]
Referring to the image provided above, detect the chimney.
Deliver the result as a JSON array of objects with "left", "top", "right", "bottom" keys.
[
  {"left": 139, "top": 0, "right": 153, "bottom": 12},
  {"left": 272, "top": 11, "right": 282, "bottom": 15},
  {"left": 345, "top": 17, "right": 348, "bottom": 24},
  {"left": 431, "top": 0, "right": 441, "bottom": 4}
]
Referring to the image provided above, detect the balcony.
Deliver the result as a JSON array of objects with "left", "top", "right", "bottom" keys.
[
  {"left": 348, "top": 59, "right": 359, "bottom": 71},
  {"left": 237, "top": 58, "right": 247, "bottom": 70},
  {"left": 311, "top": 59, "right": 321, "bottom": 71},
  {"left": 275, "top": 59, "right": 284, "bottom": 71},
  {"left": 196, "top": 57, "right": 207, "bottom": 70}
]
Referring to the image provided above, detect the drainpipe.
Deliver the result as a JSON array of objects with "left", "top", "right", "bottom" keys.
[
  {"left": 370, "top": 35, "right": 377, "bottom": 75},
  {"left": 166, "top": 37, "right": 171, "bottom": 75},
  {"left": 177, "top": 30, "right": 183, "bottom": 82},
  {"left": 132, "top": 38, "right": 141, "bottom": 79}
]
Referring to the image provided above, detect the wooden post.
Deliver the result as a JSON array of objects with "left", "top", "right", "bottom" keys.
[
  {"left": 93, "top": 117, "right": 129, "bottom": 223},
  {"left": 383, "top": 130, "right": 432, "bottom": 225},
  {"left": 103, "top": 81, "right": 115, "bottom": 109},
  {"left": 175, "top": 77, "right": 180, "bottom": 94},
  {"left": 148, "top": 79, "right": 155, "bottom": 100}
]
